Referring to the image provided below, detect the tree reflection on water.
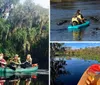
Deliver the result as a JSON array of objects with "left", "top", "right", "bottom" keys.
[{"left": 0, "top": 72, "right": 48, "bottom": 85}]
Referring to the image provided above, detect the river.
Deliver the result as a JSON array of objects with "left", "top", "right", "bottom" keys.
[
  {"left": 50, "top": 0, "right": 100, "bottom": 41},
  {"left": 54, "top": 57, "right": 99, "bottom": 85}
]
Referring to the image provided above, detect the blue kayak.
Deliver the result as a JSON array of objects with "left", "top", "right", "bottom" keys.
[{"left": 68, "top": 21, "right": 90, "bottom": 32}]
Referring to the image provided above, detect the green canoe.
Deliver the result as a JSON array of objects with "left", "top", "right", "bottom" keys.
[{"left": 0, "top": 64, "right": 38, "bottom": 73}]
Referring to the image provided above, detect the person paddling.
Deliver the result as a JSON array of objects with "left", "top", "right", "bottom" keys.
[
  {"left": 9, "top": 54, "right": 21, "bottom": 69},
  {"left": 0, "top": 53, "right": 7, "bottom": 68},
  {"left": 76, "top": 9, "right": 85, "bottom": 23},
  {"left": 71, "top": 10, "right": 85, "bottom": 41},
  {"left": 26, "top": 54, "right": 32, "bottom": 64},
  {"left": 0, "top": 53, "right": 17, "bottom": 70},
  {"left": 21, "top": 54, "right": 32, "bottom": 68}
]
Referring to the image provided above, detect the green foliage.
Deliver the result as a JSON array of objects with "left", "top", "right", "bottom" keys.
[
  {"left": 0, "top": 0, "right": 19, "bottom": 8},
  {"left": 65, "top": 47, "right": 100, "bottom": 62},
  {"left": 0, "top": 0, "right": 49, "bottom": 64},
  {"left": 52, "top": 45, "right": 100, "bottom": 62},
  {"left": 50, "top": 43, "right": 64, "bottom": 57}
]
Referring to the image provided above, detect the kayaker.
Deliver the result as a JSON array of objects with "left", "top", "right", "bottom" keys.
[
  {"left": 75, "top": 10, "right": 85, "bottom": 24},
  {"left": 71, "top": 10, "right": 85, "bottom": 41},
  {"left": 0, "top": 53, "right": 7, "bottom": 68},
  {"left": 21, "top": 54, "right": 32, "bottom": 68},
  {"left": 71, "top": 10, "right": 85, "bottom": 25},
  {"left": 9, "top": 54, "right": 21, "bottom": 68},
  {"left": 26, "top": 54, "right": 32, "bottom": 64}
]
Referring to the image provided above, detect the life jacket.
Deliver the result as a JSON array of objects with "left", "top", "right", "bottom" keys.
[
  {"left": 72, "top": 17, "right": 79, "bottom": 24},
  {"left": 12, "top": 57, "right": 21, "bottom": 64},
  {"left": 77, "top": 14, "right": 82, "bottom": 20},
  {"left": 0, "top": 59, "right": 7, "bottom": 68}
]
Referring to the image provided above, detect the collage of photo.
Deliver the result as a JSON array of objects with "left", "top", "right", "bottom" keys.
[{"left": 0, "top": 0, "right": 100, "bottom": 85}]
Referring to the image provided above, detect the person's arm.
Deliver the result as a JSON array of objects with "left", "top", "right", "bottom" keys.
[
  {"left": 30, "top": 58, "right": 32, "bottom": 64},
  {"left": 0, "top": 59, "right": 7, "bottom": 65},
  {"left": 80, "top": 14, "right": 84, "bottom": 18},
  {"left": 18, "top": 58, "right": 21, "bottom": 64},
  {"left": 80, "top": 14, "right": 85, "bottom": 22}
]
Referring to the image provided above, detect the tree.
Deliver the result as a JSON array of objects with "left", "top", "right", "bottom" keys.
[{"left": 0, "top": 0, "right": 49, "bottom": 62}]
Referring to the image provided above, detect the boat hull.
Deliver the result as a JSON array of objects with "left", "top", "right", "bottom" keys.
[
  {"left": 78, "top": 64, "right": 100, "bottom": 85},
  {"left": 68, "top": 21, "right": 90, "bottom": 32},
  {"left": 0, "top": 66, "right": 38, "bottom": 73}
]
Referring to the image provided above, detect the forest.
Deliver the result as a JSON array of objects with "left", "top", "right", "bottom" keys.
[
  {"left": 0, "top": 0, "right": 49, "bottom": 69},
  {"left": 51, "top": 43, "right": 100, "bottom": 62}
]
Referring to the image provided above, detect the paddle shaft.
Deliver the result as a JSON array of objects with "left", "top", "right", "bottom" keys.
[{"left": 57, "top": 20, "right": 68, "bottom": 26}]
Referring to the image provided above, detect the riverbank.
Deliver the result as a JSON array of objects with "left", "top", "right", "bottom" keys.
[
  {"left": 51, "top": 44, "right": 100, "bottom": 62},
  {"left": 52, "top": 54, "right": 100, "bottom": 63}
]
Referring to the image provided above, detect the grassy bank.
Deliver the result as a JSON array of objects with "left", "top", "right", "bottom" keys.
[{"left": 52, "top": 46, "right": 100, "bottom": 62}]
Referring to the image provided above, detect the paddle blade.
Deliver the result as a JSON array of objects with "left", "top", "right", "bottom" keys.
[{"left": 57, "top": 20, "right": 68, "bottom": 26}]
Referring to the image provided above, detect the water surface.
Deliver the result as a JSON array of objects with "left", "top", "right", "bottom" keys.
[
  {"left": 0, "top": 70, "right": 48, "bottom": 85},
  {"left": 55, "top": 58, "right": 99, "bottom": 85}
]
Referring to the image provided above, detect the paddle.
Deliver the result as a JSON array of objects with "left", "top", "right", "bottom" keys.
[
  {"left": 20, "top": 63, "right": 38, "bottom": 69},
  {"left": 56, "top": 18, "right": 88, "bottom": 26},
  {"left": 57, "top": 20, "right": 68, "bottom": 26},
  {"left": 6, "top": 65, "right": 16, "bottom": 70},
  {"left": 0, "top": 61, "right": 16, "bottom": 70}
]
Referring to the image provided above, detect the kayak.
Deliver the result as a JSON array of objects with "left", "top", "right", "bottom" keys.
[
  {"left": 0, "top": 64, "right": 38, "bottom": 73},
  {"left": 78, "top": 64, "right": 100, "bottom": 85},
  {"left": 68, "top": 21, "right": 90, "bottom": 32}
]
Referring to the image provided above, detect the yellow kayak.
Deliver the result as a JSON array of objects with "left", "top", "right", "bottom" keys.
[{"left": 78, "top": 64, "right": 100, "bottom": 85}]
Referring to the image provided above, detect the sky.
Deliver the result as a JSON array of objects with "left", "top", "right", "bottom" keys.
[
  {"left": 20, "top": 0, "right": 49, "bottom": 8},
  {"left": 63, "top": 43, "right": 100, "bottom": 49}
]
